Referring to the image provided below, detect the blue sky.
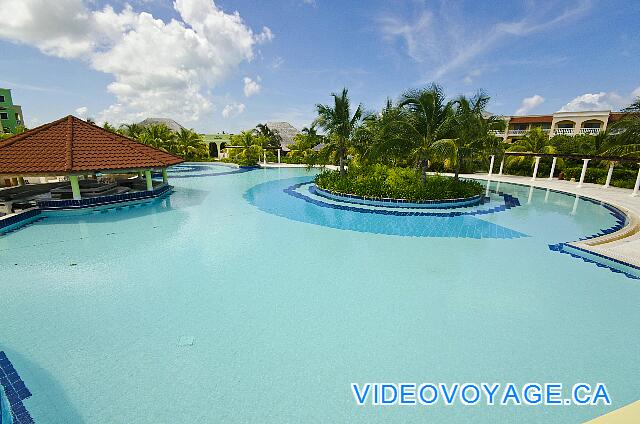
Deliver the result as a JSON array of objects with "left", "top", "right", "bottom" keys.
[{"left": 0, "top": 0, "right": 639, "bottom": 133}]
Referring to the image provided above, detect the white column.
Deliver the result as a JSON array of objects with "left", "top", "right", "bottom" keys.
[
  {"left": 498, "top": 158, "right": 504, "bottom": 175},
  {"left": 577, "top": 159, "right": 590, "bottom": 188},
  {"left": 263, "top": 151, "right": 267, "bottom": 165},
  {"left": 548, "top": 157, "right": 557, "bottom": 180},
  {"left": 633, "top": 164, "right": 640, "bottom": 197},
  {"left": 531, "top": 156, "right": 541, "bottom": 181},
  {"left": 488, "top": 155, "right": 495, "bottom": 177},
  {"left": 604, "top": 162, "right": 615, "bottom": 189},
  {"left": 277, "top": 149, "right": 281, "bottom": 164}
]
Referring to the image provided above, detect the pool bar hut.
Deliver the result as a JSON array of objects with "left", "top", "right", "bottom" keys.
[{"left": 0, "top": 115, "right": 183, "bottom": 214}]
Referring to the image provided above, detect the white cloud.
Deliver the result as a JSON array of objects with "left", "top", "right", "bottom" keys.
[
  {"left": 270, "top": 56, "right": 284, "bottom": 70},
  {"left": 559, "top": 91, "right": 629, "bottom": 112},
  {"left": 463, "top": 68, "right": 483, "bottom": 85},
  {"left": 0, "top": 0, "right": 273, "bottom": 125},
  {"left": 75, "top": 106, "right": 88, "bottom": 118},
  {"left": 378, "top": 1, "right": 592, "bottom": 80},
  {"left": 222, "top": 103, "right": 245, "bottom": 118},
  {"left": 516, "top": 94, "right": 545, "bottom": 115},
  {"left": 243, "top": 76, "right": 261, "bottom": 97}
]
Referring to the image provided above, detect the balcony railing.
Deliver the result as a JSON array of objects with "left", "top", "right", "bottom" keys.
[
  {"left": 491, "top": 130, "right": 505, "bottom": 136},
  {"left": 554, "top": 128, "right": 575, "bottom": 135},
  {"left": 579, "top": 128, "right": 602, "bottom": 135},
  {"left": 508, "top": 129, "right": 527, "bottom": 136}
]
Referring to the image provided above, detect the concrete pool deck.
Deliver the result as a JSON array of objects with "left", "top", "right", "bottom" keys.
[{"left": 462, "top": 172, "right": 640, "bottom": 268}]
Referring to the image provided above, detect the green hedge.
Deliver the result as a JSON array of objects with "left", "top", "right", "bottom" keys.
[
  {"left": 561, "top": 167, "right": 637, "bottom": 189},
  {"left": 314, "top": 165, "right": 483, "bottom": 201}
]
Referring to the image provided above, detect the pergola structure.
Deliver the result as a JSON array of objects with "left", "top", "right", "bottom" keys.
[
  {"left": 486, "top": 152, "right": 640, "bottom": 196},
  {"left": 0, "top": 115, "right": 183, "bottom": 201}
]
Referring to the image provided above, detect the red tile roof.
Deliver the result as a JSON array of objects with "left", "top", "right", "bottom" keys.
[
  {"left": 0, "top": 116, "right": 183, "bottom": 174},
  {"left": 508, "top": 115, "right": 553, "bottom": 124},
  {"left": 608, "top": 112, "right": 626, "bottom": 122}
]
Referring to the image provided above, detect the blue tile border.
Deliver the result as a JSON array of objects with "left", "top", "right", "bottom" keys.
[
  {"left": 0, "top": 209, "right": 42, "bottom": 234},
  {"left": 312, "top": 185, "right": 483, "bottom": 209},
  {"left": 284, "top": 181, "right": 521, "bottom": 218},
  {"left": 163, "top": 163, "right": 257, "bottom": 179},
  {"left": 549, "top": 243, "right": 640, "bottom": 280},
  {"left": 36, "top": 184, "right": 173, "bottom": 210},
  {"left": 1, "top": 185, "right": 174, "bottom": 236},
  {"left": 0, "top": 352, "right": 34, "bottom": 424}
]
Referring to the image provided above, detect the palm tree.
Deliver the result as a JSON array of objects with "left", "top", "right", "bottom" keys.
[
  {"left": 175, "top": 128, "right": 208, "bottom": 160},
  {"left": 229, "top": 130, "right": 261, "bottom": 166},
  {"left": 351, "top": 99, "right": 411, "bottom": 166},
  {"left": 398, "top": 84, "right": 453, "bottom": 184},
  {"left": 120, "top": 123, "right": 145, "bottom": 140},
  {"left": 139, "top": 124, "right": 175, "bottom": 150},
  {"left": 102, "top": 122, "right": 118, "bottom": 133},
  {"left": 601, "top": 97, "right": 640, "bottom": 158},
  {"left": 254, "top": 123, "right": 283, "bottom": 149},
  {"left": 508, "top": 127, "right": 555, "bottom": 154},
  {"left": 432, "top": 92, "right": 504, "bottom": 180},
  {"left": 505, "top": 126, "right": 556, "bottom": 171},
  {"left": 315, "top": 88, "right": 363, "bottom": 177}
]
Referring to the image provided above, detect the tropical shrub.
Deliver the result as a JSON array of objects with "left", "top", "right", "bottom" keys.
[
  {"left": 560, "top": 166, "right": 637, "bottom": 188},
  {"left": 315, "top": 165, "right": 483, "bottom": 201}
]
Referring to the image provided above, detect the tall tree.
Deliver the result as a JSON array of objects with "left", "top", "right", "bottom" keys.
[
  {"left": 175, "top": 128, "right": 208, "bottom": 160},
  {"left": 315, "top": 88, "right": 363, "bottom": 176},
  {"left": 120, "top": 123, "right": 145, "bottom": 140},
  {"left": 602, "top": 96, "right": 640, "bottom": 158},
  {"left": 254, "top": 123, "right": 283, "bottom": 149},
  {"left": 399, "top": 84, "right": 453, "bottom": 184},
  {"left": 352, "top": 100, "right": 411, "bottom": 166},
  {"left": 432, "top": 92, "right": 504, "bottom": 180}
]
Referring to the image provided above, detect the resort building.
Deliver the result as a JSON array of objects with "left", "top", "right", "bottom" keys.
[
  {"left": 495, "top": 110, "right": 624, "bottom": 143},
  {"left": 0, "top": 88, "right": 24, "bottom": 134},
  {"left": 0, "top": 115, "right": 183, "bottom": 215}
]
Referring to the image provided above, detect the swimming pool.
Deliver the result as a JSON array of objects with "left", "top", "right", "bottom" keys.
[{"left": 0, "top": 163, "right": 638, "bottom": 423}]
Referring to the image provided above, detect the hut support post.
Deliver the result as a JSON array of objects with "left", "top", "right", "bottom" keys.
[{"left": 69, "top": 175, "right": 81, "bottom": 200}]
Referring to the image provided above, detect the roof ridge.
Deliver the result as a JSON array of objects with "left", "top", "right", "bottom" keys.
[{"left": 0, "top": 115, "right": 70, "bottom": 148}]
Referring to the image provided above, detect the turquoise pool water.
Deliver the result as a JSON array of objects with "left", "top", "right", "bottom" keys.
[{"left": 0, "top": 163, "right": 638, "bottom": 423}]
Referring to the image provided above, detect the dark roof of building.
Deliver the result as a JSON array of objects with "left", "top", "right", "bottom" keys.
[
  {"left": 608, "top": 112, "right": 626, "bottom": 122},
  {"left": 265, "top": 121, "right": 300, "bottom": 152},
  {"left": 509, "top": 115, "right": 553, "bottom": 124},
  {"left": 0, "top": 115, "right": 183, "bottom": 174},
  {"left": 138, "top": 117, "right": 185, "bottom": 132}
]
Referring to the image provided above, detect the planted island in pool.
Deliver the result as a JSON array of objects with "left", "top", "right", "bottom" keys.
[{"left": 314, "top": 165, "right": 484, "bottom": 207}]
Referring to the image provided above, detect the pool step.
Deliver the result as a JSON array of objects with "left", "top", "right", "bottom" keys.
[{"left": 0, "top": 351, "right": 34, "bottom": 424}]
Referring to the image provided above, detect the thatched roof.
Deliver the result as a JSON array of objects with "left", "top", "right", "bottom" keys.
[
  {"left": 265, "top": 122, "right": 300, "bottom": 152},
  {"left": 138, "top": 118, "right": 185, "bottom": 132}
]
